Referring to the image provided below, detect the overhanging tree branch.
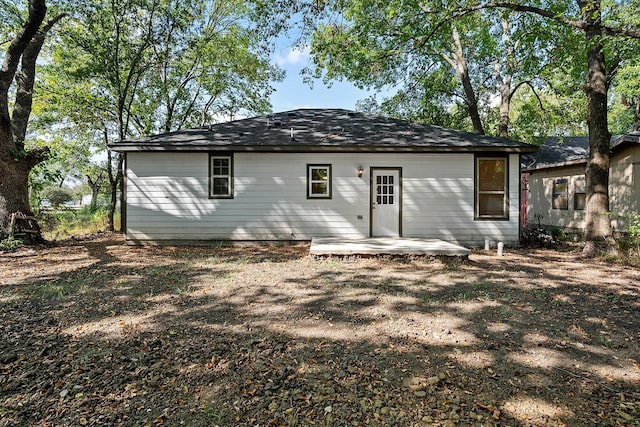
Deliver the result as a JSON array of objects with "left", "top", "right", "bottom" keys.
[
  {"left": 12, "top": 13, "right": 67, "bottom": 150},
  {"left": 444, "top": 2, "right": 640, "bottom": 38},
  {"left": 509, "top": 80, "right": 546, "bottom": 111}
]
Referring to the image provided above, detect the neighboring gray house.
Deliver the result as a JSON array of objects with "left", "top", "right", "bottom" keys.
[
  {"left": 522, "top": 133, "right": 640, "bottom": 232},
  {"left": 109, "top": 109, "right": 536, "bottom": 245}
]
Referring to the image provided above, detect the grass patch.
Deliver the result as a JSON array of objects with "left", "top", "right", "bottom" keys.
[
  {"left": 32, "top": 279, "right": 84, "bottom": 299},
  {"left": 41, "top": 206, "right": 120, "bottom": 240},
  {"left": 0, "top": 237, "right": 23, "bottom": 251}
]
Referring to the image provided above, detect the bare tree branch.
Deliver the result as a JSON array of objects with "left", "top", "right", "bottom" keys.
[
  {"left": 445, "top": 2, "right": 640, "bottom": 38},
  {"left": 509, "top": 80, "right": 546, "bottom": 111}
]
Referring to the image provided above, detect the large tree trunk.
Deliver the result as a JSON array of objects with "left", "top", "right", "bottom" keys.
[
  {"left": 497, "top": 74, "right": 512, "bottom": 138},
  {"left": 0, "top": 0, "right": 48, "bottom": 241},
  {"left": 497, "top": 13, "right": 513, "bottom": 139},
  {"left": 582, "top": 21, "right": 615, "bottom": 256},
  {"left": 0, "top": 1, "right": 65, "bottom": 242},
  {"left": 0, "top": 149, "right": 47, "bottom": 241},
  {"left": 442, "top": 26, "right": 485, "bottom": 135}
]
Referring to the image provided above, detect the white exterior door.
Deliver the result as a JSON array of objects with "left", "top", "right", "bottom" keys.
[{"left": 371, "top": 168, "right": 401, "bottom": 237}]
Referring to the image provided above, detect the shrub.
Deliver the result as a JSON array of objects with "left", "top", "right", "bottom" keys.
[
  {"left": 42, "top": 186, "right": 74, "bottom": 208},
  {"left": 521, "top": 225, "right": 556, "bottom": 247},
  {"left": 612, "top": 212, "right": 640, "bottom": 258},
  {"left": 40, "top": 204, "right": 112, "bottom": 240}
]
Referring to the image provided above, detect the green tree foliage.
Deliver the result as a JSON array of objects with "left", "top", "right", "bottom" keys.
[
  {"left": 609, "top": 59, "right": 640, "bottom": 133},
  {"left": 42, "top": 185, "right": 73, "bottom": 207},
  {"left": 37, "top": 0, "right": 283, "bottom": 231},
  {"left": 265, "top": 0, "right": 578, "bottom": 138}
]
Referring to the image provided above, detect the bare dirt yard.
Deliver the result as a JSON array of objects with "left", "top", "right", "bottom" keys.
[{"left": 1, "top": 234, "right": 639, "bottom": 427}]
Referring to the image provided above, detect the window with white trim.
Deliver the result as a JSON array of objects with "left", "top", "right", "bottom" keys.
[
  {"left": 307, "top": 164, "right": 331, "bottom": 199},
  {"left": 476, "top": 157, "right": 508, "bottom": 219},
  {"left": 209, "top": 154, "right": 233, "bottom": 198}
]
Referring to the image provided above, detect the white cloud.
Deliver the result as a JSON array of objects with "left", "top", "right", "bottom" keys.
[{"left": 274, "top": 46, "right": 311, "bottom": 66}]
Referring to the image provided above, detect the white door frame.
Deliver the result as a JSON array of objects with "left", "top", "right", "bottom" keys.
[{"left": 370, "top": 167, "right": 402, "bottom": 237}]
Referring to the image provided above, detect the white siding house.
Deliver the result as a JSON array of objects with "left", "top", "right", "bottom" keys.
[{"left": 111, "top": 109, "right": 536, "bottom": 246}]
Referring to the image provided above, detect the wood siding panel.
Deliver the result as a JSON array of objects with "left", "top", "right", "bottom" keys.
[
  {"left": 527, "top": 145, "right": 640, "bottom": 232},
  {"left": 609, "top": 146, "right": 638, "bottom": 230},
  {"left": 125, "top": 152, "right": 521, "bottom": 244},
  {"left": 526, "top": 164, "right": 586, "bottom": 229}
]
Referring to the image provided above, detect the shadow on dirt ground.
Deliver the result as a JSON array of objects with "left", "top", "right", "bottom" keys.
[{"left": 1, "top": 234, "right": 639, "bottom": 426}]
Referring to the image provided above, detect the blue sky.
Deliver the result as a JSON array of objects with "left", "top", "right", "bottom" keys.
[{"left": 269, "top": 45, "right": 376, "bottom": 113}]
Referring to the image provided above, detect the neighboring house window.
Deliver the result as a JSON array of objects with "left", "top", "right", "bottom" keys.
[
  {"left": 209, "top": 154, "right": 233, "bottom": 198},
  {"left": 574, "top": 175, "right": 586, "bottom": 210},
  {"left": 476, "top": 157, "right": 508, "bottom": 219},
  {"left": 552, "top": 178, "right": 568, "bottom": 210},
  {"left": 307, "top": 164, "right": 331, "bottom": 199}
]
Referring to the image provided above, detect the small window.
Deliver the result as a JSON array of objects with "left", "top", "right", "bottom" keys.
[
  {"left": 574, "top": 175, "right": 586, "bottom": 210},
  {"left": 307, "top": 164, "right": 331, "bottom": 199},
  {"left": 209, "top": 154, "right": 233, "bottom": 198},
  {"left": 552, "top": 178, "right": 568, "bottom": 210},
  {"left": 476, "top": 157, "right": 508, "bottom": 219}
]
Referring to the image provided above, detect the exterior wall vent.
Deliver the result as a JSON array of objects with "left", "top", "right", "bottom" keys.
[{"left": 273, "top": 117, "right": 283, "bottom": 126}]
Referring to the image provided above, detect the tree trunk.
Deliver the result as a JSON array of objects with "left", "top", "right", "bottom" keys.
[
  {"left": 497, "top": 13, "right": 513, "bottom": 139},
  {"left": 0, "top": 149, "right": 46, "bottom": 242},
  {"left": 86, "top": 174, "right": 100, "bottom": 210},
  {"left": 582, "top": 25, "right": 615, "bottom": 256},
  {"left": 106, "top": 150, "right": 123, "bottom": 232},
  {"left": 442, "top": 26, "right": 485, "bottom": 135},
  {"left": 498, "top": 75, "right": 512, "bottom": 138}
]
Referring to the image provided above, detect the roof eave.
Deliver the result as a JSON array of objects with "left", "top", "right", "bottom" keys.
[
  {"left": 523, "top": 158, "right": 587, "bottom": 172},
  {"left": 108, "top": 143, "right": 537, "bottom": 154}
]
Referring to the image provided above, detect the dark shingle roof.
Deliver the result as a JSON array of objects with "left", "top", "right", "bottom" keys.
[
  {"left": 109, "top": 108, "right": 537, "bottom": 153},
  {"left": 522, "top": 133, "right": 640, "bottom": 171},
  {"left": 521, "top": 136, "right": 589, "bottom": 170},
  {"left": 612, "top": 132, "right": 640, "bottom": 150}
]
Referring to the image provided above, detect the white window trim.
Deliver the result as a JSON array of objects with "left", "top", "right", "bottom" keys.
[
  {"left": 209, "top": 154, "right": 233, "bottom": 199},
  {"left": 307, "top": 164, "right": 332, "bottom": 199},
  {"left": 475, "top": 156, "right": 508, "bottom": 220}
]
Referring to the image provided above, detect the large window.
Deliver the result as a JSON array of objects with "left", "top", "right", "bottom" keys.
[
  {"left": 209, "top": 154, "right": 233, "bottom": 198},
  {"left": 552, "top": 178, "right": 568, "bottom": 210},
  {"left": 476, "top": 157, "right": 508, "bottom": 219},
  {"left": 307, "top": 164, "right": 332, "bottom": 199}
]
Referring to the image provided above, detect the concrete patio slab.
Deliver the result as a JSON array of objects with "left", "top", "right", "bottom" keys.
[{"left": 310, "top": 237, "right": 470, "bottom": 257}]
